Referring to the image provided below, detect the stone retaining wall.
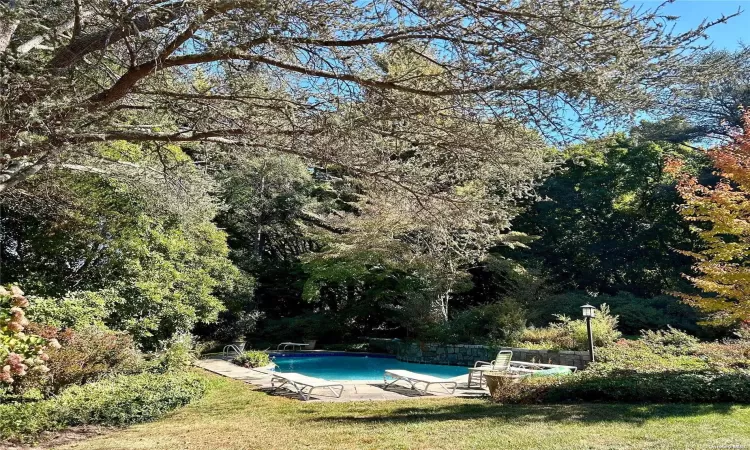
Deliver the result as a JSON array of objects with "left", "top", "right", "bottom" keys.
[{"left": 395, "top": 342, "right": 591, "bottom": 369}]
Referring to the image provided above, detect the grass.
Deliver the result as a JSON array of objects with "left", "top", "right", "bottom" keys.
[{"left": 59, "top": 370, "right": 750, "bottom": 450}]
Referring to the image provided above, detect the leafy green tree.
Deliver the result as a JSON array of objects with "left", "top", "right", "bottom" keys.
[
  {"left": 209, "top": 154, "right": 327, "bottom": 335},
  {"left": 512, "top": 132, "right": 705, "bottom": 297},
  {"left": 300, "top": 241, "right": 443, "bottom": 339},
  {"left": 0, "top": 0, "right": 729, "bottom": 237},
  {"left": 0, "top": 163, "right": 244, "bottom": 348}
]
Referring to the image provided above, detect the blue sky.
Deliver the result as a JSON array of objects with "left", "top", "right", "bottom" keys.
[{"left": 631, "top": 0, "right": 748, "bottom": 50}]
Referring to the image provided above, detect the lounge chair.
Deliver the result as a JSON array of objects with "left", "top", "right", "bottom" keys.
[
  {"left": 508, "top": 361, "right": 577, "bottom": 374},
  {"left": 468, "top": 350, "right": 513, "bottom": 388},
  {"left": 383, "top": 369, "right": 458, "bottom": 395},
  {"left": 270, "top": 372, "right": 344, "bottom": 401},
  {"left": 276, "top": 342, "right": 309, "bottom": 351}
]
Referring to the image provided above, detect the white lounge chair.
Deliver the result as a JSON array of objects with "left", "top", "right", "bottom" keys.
[
  {"left": 270, "top": 372, "right": 344, "bottom": 401},
  {"left": 276, "top": 342, "right": 309, "bottom": 351},
  {"left": 468, "top": 350, "right": 513, "bottom": 388},
  {"left": 508, "top": 361, "right": 578, "bottom": 374},
  {"left": 383, "top": 370, "right": 458, "bottom": 395}
]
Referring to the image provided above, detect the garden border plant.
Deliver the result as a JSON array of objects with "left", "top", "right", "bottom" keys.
[
  {"left": 0, "top": 371, "right": 207, "bottom": 444},
  {"left": 489, "top": 328, "right": 750, "bottom": 404},
  {"left": 232, "top": 350, "right": 271, "bottom": 369}
]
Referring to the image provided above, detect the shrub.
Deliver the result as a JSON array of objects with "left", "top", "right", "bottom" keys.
[
  {"left": 232, "top": 350, "right": 270, "bottom": 368},
  {"left": 0, "top": 371, "right": 206, "bottom": 443},
  {"left": 444, "top": 300, "right": 527, "bottom": 345},
  {"left": 22, "top": 325, "right": 143, "bottom": 396},
  {"left": 491, "top": 338, "right": 750, "bottom": 404},
  {"left": 519, "top": 325, "right": 576, "bottom": 351},
  {"left": 641, "top": 326, "right": 699, "bottom": 356},
  {"left": 530, "top": 291, "right": 701, "bottom": 336},
  {"left": 194, "top": 339, "right": 222, "bottom": 356},
  {"left": 491, "top": 366, "right": 750, "bottom": 404},
  {"left": 257, "top": 314, "right": 344, "bottom": 344},
  {"left": 1, "top": 286, "right": 55, "bottom": 393},
  {"left": 594, "top": 339, "right": 708, "bottom": 374},
  {"left": 519, "top": 304, "right": 621, "bottom": 350},
  {"left": 146, "top": 333, "right": 196, "bottom": 374},
  {"left": 696, "top": 339, "right": 750, "bottom": 371},
  {"left": 541, "top": 370, "right": 750, "bottom": 403},
  {"left": 322, "top": 343, "right": 369, "bottom": 352}
]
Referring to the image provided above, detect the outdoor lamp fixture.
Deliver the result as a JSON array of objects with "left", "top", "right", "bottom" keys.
[{"left": 581, "top": 304, "right": 596, "bottom": 363}]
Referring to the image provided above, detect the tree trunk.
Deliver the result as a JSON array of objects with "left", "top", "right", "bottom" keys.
[
  {"left": 0, "top": 19, "right": 19, "bottom": 53},
  {"left": 435, "top": 288, "right": 451, "bottom": 322}
]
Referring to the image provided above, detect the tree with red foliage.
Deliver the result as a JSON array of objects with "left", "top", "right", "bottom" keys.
[{"left": 674, "top": 111, "right": 750, "bottom": 328}]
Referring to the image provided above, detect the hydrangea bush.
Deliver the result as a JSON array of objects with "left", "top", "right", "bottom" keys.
[{"left": 0, "top": 286, "right": 57, "bottom": 387}]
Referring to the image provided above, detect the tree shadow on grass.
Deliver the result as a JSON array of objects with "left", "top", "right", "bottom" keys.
[{"left": 306, "top": 402, "right": 737, "bottom": 426}]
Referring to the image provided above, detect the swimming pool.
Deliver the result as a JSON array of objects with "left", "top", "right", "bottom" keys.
[{"left": 270, "top": 353, "right": 468, "bottom": 381}]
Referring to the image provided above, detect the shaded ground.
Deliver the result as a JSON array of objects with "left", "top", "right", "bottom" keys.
[{"left": 52, "top": 371, "right": 750, "bottom": 450}]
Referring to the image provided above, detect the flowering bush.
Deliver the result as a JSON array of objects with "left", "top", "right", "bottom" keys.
[
  {"left": 23, "top": 325, "right": 142, "bottom": 395},
  {"left": 0, "top": 286, "right": 56, "bottom": 389}
]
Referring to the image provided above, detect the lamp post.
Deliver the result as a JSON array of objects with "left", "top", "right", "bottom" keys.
[{"left": 581, "top": 304, "right": 596, "bottom": 363}]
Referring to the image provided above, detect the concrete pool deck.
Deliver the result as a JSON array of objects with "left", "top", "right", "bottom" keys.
[{"left": 195, "top": 356, "right": 490, "bottom": 402}]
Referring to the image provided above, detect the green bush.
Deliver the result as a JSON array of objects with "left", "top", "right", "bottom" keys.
[
  {"left": 443, "top": 300, "right": 527, "bottom": 345},
  {"left": 641, "top": 326, "right": 699, "bottom": 356},
  {"left": 492, "top": 338, "right": 750, "bottom": 404},
  {"left": 256, "top": 314, "right": 344, "bottom": 344},
  {"left": 194, "top": 339, "right": 223, "bottom": 356},
  {"left": 593, "top": 340, "right": 709, "bottom": 374},
  {"left": 520, "top": 304, "right": 621, "bottom": 350},
  {"left": 530, "top": 291, "right": 701, "bottom": 336},
  {"left": 146, "top": 333, "right": 197, "bottom": 374},
  {"left": 0, "top": 371, "right": 206, "bottom": 443},
  {"left": 211, "top": 310, "right": 262, "bottom": 343},
  {"left": 541, "top": 370, "right": 750, "bottom": 403},
  {"left": 322, "top": 343, "right": 370, "bottom": 352},
  {"left": 232, "top": 350, "right": 270, "bottom": 368},
  {"left": 697, "top": 339, "right": 750, "bottom": 370}
]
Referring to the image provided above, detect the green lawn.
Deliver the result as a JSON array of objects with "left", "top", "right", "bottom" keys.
[{"left": 60, "top": 371, "right": 750, "bottom": 450}]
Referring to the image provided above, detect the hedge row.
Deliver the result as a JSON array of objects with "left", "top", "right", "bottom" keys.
[
  {"left": 493, "top": 370, "right": 750, "bottom": 404},
  {"left": 0, "top": 371, "right": 207, "bottom": 443}
]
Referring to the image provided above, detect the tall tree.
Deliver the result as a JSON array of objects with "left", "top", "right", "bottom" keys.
[
  {"left": 0, "top": 0, "right": 731, "bottom": 219},
  {"left": 512, "top": 131, "right": 705, "bottom": 297},
  {"left": 0, "top": 144, "right": 244, "bottom": 347},
  {"left": 673, "top": 112, "right": 750, "bottom": 327},
  {"left": 669, "top": 45, "right": 750, "bottom": 139}
]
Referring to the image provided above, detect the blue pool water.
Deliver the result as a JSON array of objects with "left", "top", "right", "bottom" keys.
[{"left": 270, "top": 353, "right": 468, "bottom": 381}]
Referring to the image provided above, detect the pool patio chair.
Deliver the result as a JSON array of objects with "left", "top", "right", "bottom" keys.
[
  {"left": 270, "top": 371, "right": 344, "bottom": 401},
  {"left": 507, "top": 361, "right": 578, "bottom": 375},
  {"left": 276, "top": 342, "right": 310, "bottom": 351},
  {"left": 383, "top": 369, "right": 458, "bottom": 395},
  {"left": 468, "top": 350, "right": 513, "bottom": 388}
]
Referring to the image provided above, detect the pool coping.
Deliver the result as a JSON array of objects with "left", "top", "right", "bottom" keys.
[{"left": 267, "top": 350, "right": 396, "bottom": 359}]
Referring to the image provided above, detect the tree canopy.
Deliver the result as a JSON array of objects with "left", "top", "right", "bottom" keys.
[
  {"left": 0, "top": 0, "right": 747, "bottom": 347},
  {"left": 674, "top": 111, "right": 750, "bottom": 327}
]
